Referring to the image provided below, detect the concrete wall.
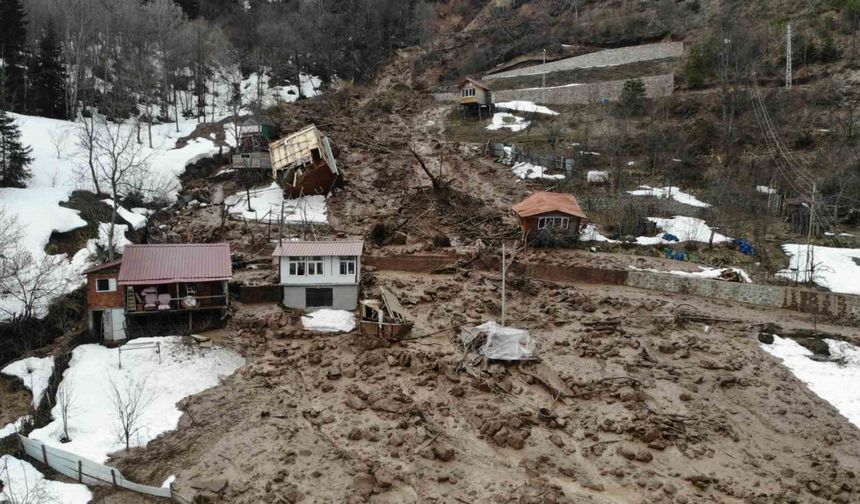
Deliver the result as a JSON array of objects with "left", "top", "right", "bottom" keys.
[
  {"left": 432, "top": 74, "right": 674, "bottom": 105},
  {"left": 624, "top": 271, "right": 860, "bottom": 322},
  {"left": 493, "top": 74, "right": 675, "bottom": 105},
  {"left": 483, "top": 42, "right": 685, "bottom": 80},
  {"left": 283, "top": 285, "right": 359, "bottom": 311}
]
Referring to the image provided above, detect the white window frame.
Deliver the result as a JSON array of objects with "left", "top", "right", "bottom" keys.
[
  {"left": 339, "top": 257, "right": 356, "bottom": 276},
  {"left": 538, "top": 216, "right": 570, "bottom": 230},
  {"left": 96, "top": 278, "right": 116, "bottom": 292},
  {"left": 288, "top": 256, "right": 305, "bottom": 276},
  {"left": 307, "top": 256, "right": 324, "bottom": 276}
]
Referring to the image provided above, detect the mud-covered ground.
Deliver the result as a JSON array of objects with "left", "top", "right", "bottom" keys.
[{"left": 104, "top": 267, "right": 860, "bottom": 504}]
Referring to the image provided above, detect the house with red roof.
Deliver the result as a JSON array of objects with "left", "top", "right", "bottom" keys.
[
  {"left": 512, "top": 192, "right": 587, "bottom": 245},
  {"left": 83, "top": 243, "right": 232, "bottom": 342}
]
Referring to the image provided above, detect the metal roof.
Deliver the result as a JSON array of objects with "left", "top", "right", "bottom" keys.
[
  {"left": 272, "top": 240, "right": 364, "bottom": 257},
  {"left": 512, "top": 191, "right": 587, "bottom": 219},
  {"left": 459, "top": 77, "right": 491, "bottom": 91},
  {"left": 82, "top": 260, "right": 122, "bottom": 275},
  {"left": 117, "top": 243, "right": 232, "bottom": 285}
]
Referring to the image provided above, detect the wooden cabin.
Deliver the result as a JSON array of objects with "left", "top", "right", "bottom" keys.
[
  {"left": 512, "top": 191, "right": 587, "bottom": 246},
  {"left": 84, "top": 243, "right": 232, "bottom": 341},
  {"left": 270, "top": 125, "right": 340, "bottom": 198},
  {"left": 232, "top": 115, "right": 278, "bottom": 170},
  {"left": 459, "top": 78, "right": 494, "bottom": 118}
]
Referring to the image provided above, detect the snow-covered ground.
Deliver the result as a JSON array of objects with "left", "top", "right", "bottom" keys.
[
  {"left": 0, "top": 416, "right": 31, "bottom": 438},
  {"left": 627, "top": 185, "right": 711, "bottom": 208},
  {"left": 28, "top": 337, "right": 244, "bottom": 463},
  {"left": 778, "top": 244, "right": 860, "bottom": 295},
  {"left": 1, "top": 454, "right": 92, "bottom": 504},
  {"left": 486, "top": 112, "right": 530, "bottom": 132},
  {"left": 511, "top": 162, "right": 565, "bottom": 180},
  {"left": 1, "top": 70, "right": 323, "bottom": 319},
  {"left": 762, "top": 336, "right": 860, "bottom": 429},
  {"left": 1, "top": 356, "right": 55, "bottom": 407},
  {"left": 302, "top": 309, "right": 356, "bottom": 333},
  {"left": 756, "top": 185, "right": 778, "bottom": 195},
  {"left": 630, "top": 265, "right": 752, "bottom": 283},
  {"left": 586, "top": 170, "right": 608, "bottom": 183},
  {"left": 636, "top": 216, "right": 729, "bottom": 245},
  {"left": 494, "top": 100, "right": 558, "bottom": 116},
  {"left": 101, "top": 198, "right": 148, "bottom": 230},
  {"left": 224, "top": 183, "right": 328, "bottom": 224},
  {"left": 581, "top": 216, "right": 728, "bottom": 246}
]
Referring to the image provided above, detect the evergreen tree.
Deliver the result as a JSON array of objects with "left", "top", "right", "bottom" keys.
[
  {"left": 31, "top": 23, "right": 67, "bottom": 118},
  {"left": 619, "top": 78, "right": 647, "bottom": 117},
  {"left": 0, "top": 109, "right": 33, "bottom": 188},
  {"left": 0, "top": 0, "right": 29, "bottom": 110}
]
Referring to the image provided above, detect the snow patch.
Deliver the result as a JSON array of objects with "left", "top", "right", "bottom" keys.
[
  {"left": 627, "top": 185, "right": 711, "bottom": 208},
  {"left": 756, "top": 185, "right": 778, "bottom": 195},
  {"left": 778, "top": 244, "right": 860, "bottom": 295},
  {"left": 636, "top": 216, "right": 729, "bottom": 245},
  {"left": 486, "top": 113, "right": 530, "bottom": 132},
  {"left": 224, "top": 183, "right": 328, "bottom": 224},
  {"left": 630, "top": 265, "right": 752, "bottom": 283},
  {"left": 494, "top": 100, "right": 558, "bottom": 116},
  {"left": 762, "top": 336, "right": 860, "bottom": 429},
  {"left": 0, "top": 416, "right": 31, "bottom": 438},
  {"left": 302, "top": 309, "right": 356, "bottom": 333},
  {"left": 511, "top": 162, "right": 565, "bottom": 180},
  {"left": 28, "top": 337, "right": 244, "bottom": 463},
  {"left": 101, "top": 199, "right": 148, "bottom": 230},
  {"left": 0, "top": 455, "right": 92, "bottom": 504},
  {"left": 586, "top": 170, "right": 608, "bottom": 183},
  {"left": 1, "top": 356, "right": 55, "bottom": 407}
]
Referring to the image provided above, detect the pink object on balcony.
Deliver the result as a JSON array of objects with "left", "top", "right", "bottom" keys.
[{"left": 157, "top": 294, "right": 172, "bottom": 310}]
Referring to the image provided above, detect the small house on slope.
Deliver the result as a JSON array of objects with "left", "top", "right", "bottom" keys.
[
  {"left": 232, "top": 115, "right": 278, "bottom": 170},
  {"left": 459, "top": 78, "right": 494, "bottom": 118},
  {"left": 84, "top": 243, "right": 232, "bottom": 342},
  {"left": 512, "top": 192, "right": 587, "bottom": 245},
  {"left": 274, "top": 240, "right": 363, "bottom": 311},
  {"left": 270, "top": 125, "right": 340, "bottom": 198}
]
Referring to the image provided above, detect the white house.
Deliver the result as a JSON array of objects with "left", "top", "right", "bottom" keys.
[{"left": 273, "top": 240, "right": 364, "bottom": 310}]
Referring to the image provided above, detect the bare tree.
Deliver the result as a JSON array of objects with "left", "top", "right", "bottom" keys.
[
  {"left": 56, "top": 379, "right": 75, "bottom": 442},
  {"left": 108, "top": 373, "right": 154, "bottom": 451},
  {"left": 91, "top": 117, "right": 154, "bottom": 260},
  {"left": 0, "top": 253, "right": 71, "bottom": 320},
  {"left": 0, "top": 456, "right": 55, "bottom": 504},
  {"left": 75, "top": 110, "right": 102, "bottom": 194}
]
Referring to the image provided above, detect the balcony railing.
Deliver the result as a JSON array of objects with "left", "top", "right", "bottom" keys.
[{"left": 125, "top": 294, "right": 228, "bottom": 314}]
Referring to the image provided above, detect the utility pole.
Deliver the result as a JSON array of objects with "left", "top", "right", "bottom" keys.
[
  {"left": 786, "top": 24, "right": 793, "bottom": 89},
  {"left": 501, "top": 243, "right": 507, "bottom": 326},
  {"left": 542, "top": 49, "right": 547, "bottom": 104},
  {"left": 806, "top": 182, "right": 816, "bottom": 283}
]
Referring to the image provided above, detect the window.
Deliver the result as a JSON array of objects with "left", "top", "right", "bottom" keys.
[
  {"left": 288, "top": 256, "right": 305, "bottom": 276},
  {"left": 538, "top": 216, "right": 569, "bottom": 230},
  {"left": 461, "top": 88, "right": 476, "bottom": 97},
  {"left": 96, "top": 278, "right": 115, "bottom": 292},
  {"left": 339, "top": 257, "right": 356, "bottom": 276},
  {"left": 307, "top": 256, "right": 324, "bottom": 276}
]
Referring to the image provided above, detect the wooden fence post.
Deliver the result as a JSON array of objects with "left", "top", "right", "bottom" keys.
[
  {"left": 78, "top": 460, "right": 82, "bottom": 482},
  {"left": 111, "top": 469, "right": 117, "bottom": 487},
  {"left": 41, "top": 444, "right": 48, "bottom": 465}
]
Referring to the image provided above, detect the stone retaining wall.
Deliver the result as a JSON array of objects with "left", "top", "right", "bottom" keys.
[
  {"left": 483, "top": 42, "right": 685, "bottom": 80},
  {"left": 432, "top": 74, "right": 675, "bottom": 105}
]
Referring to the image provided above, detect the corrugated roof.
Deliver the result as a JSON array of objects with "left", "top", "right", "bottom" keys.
[
  {"left": 82, "top": 260, "right": 122, "bottom": 275},
  {"left": 118, "top": 243, "right": 232, "bottom": 285},
  {"left": 512, "top": 192, "right": 587, "bottom": 219},
  {"left": 273, "top": 240, "right": 364, "bottom": 257}
]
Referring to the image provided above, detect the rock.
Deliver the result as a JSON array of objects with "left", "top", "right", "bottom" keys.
[
  {"left": 373, "top": 468, "right": 394, "bottom": 488},
  {"left": 807, "top": 481, "right": 821, "bottom": 494},
  {"left": 348, "top": 428, "right": 363, "bottom": 440},
  {"left": 326, "top": 366, "right": 342, "bottom": 380},
  {"left": 758, "top": 333, "right": 774, "bottom": 344},
  {"left": 352, "top": 474, "right": 375, "bottom": 498},
  {"left": 640, "top": 429, "right": 661, "bottom": 443},
  {"left": 450, "top": 385, "right": 465, "bottom": 397},
  {"left": 635, "top": 450, "right": 653, "bottom": 463},
  {"left": 345, "top": 396, "right": 367, "bottom": 411},
  {"left": 283, "top": 485, "right": 304, "bottom": 503},
  {"left": 508, "top": 432, "right": 525, "bottom": 450},
  {"left": 389, "top": 432, "right": 404, "bottom": 447},
  {"left": 550, "top": 433, "right": 565, "bottom": 448},
  {"left": 434, "top": 445, "right": 455, "bottom": 462},
  {"left": 619, "top": 445, "right": 637, "bottom": 460}
]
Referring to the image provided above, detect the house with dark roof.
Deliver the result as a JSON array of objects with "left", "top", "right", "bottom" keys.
[
  {"left": 273, "top": 240, "right": 363, "bottom": 311},
  {"left": 83, "top": 243, "right": 232, "bottom": 341},
  {"left": 512, "top": 192, "right": 587, "bottom": 245}
]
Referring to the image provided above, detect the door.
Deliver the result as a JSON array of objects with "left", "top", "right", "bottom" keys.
[{"left": 306, "top": 288, "right": 333, "bottom": 308}]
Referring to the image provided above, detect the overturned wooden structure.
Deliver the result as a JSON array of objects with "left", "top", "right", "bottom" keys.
[
  {"left": 360, "top": 286, "right": 412, "bottom": 339},
  {"left": 270, "top": 124, "right": 340, "bottom": 198}
]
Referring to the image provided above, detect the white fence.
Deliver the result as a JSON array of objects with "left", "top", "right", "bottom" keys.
[{"left": 18, "top": 435, "right": 190, "bottom": 502}]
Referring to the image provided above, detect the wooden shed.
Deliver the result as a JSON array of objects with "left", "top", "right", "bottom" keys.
[
  {"left": 232, "top": 115, "right": 278, "bottom": 170},
  {"left": 270, "top": 124, "right": 340, "bottom": 198},
  {"left": 512, "top": 191, "right": 587, "bottom": 245},
  {"left": 459, "top": 77, "right": 494, "bottom": 118}
]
